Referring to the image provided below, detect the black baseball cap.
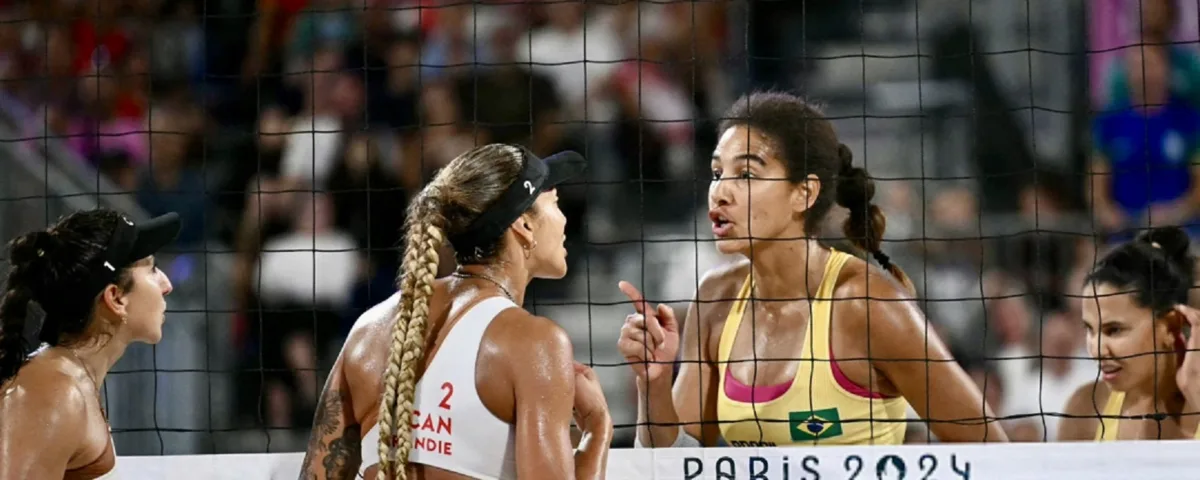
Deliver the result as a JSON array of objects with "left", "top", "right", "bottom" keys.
[
  {"left": 447, "top": 148, "right": 586, "bottom": 251},
  {"left": 85, "top": 212, "right": 181, "bottom": 294}
]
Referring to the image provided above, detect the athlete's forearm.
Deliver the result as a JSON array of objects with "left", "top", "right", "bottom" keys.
[
  {"left": 635, "top": 377, "right": 682, "bottom": 447},
  {"left": 573, "top": 416, "right": 612, "bottom": 480}
]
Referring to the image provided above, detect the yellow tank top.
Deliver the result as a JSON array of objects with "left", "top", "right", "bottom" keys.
[
  {"left": 715, "top": 249, "right": 909, "bottom": 446},
  {"left": 1094, "top": 390, "right": 1200, "bottom": 441}
]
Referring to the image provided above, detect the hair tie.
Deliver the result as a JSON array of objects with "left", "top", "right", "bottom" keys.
[
  {"left": 872, "top": 250, "right": 892, "bottom": 268},
  {"left": 21, "top": 300, "right": 46, "bottom": 348}
]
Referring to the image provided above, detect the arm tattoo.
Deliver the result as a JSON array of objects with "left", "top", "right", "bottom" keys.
[{"left": 299, "top": 389, "right": 362, "bottom": 480}]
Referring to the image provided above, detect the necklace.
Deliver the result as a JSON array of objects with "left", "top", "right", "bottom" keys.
[
  {"left": 453, "top": 270, "right": 515, "bottom": 301},
  {"left": 64, "top": 347, "right": 108, "bottom": 423}
]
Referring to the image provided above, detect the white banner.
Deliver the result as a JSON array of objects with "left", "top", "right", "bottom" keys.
[{"left": 116, "top": 440, "right": 1198, "bottom": 480}]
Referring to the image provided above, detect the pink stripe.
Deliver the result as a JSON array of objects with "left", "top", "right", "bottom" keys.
[
  {"left": 828, "top": 346, "right": 891, "bottom": 400},
  {"left": 723, "top": 368, "right": 792, "bottom": 403}
]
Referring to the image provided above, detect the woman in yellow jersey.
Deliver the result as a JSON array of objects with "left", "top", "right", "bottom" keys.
[
  {"left": 1060, "top": 226, "right": 1200, "bottom": 441},
  {"left": 616, "top": 91, "right": 1008, "bottom": 448}
]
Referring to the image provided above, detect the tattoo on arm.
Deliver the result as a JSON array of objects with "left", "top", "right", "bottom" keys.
[{"left": 299, "top": 388, "right": 362, "bottom": 480}]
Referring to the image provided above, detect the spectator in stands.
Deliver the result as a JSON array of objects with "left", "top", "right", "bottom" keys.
[
  {"left": 279, "top": 48, "right": 355, "bottom": 188},
  {"left": 325, "top": 132, "right": 411, "bottom": 312},
  {"left": 1102, "top": 0, "right": 1200, "bottom": 109},
  {"left": 69, "top": 0, "right": 133, "bottom": 77},
  {"left": 452, "top": 24, "right": 563, "bottom": 154},
  {"left": 1090, "top": 34, "right": 1200, "bottom": 242},
  {"left": 343, "top": 9, "right": 419, "bottom": 132},
  {"left": 1003, "top": 312, "right": 1095, "bottom": 441},
  {"left": 243, "top": 0, "right": 309, "bottom": 86},
  {"left": 418, "top": 1, "right": 501, "bottom": 82},
  {"left": 1008, "top": 172, "right": 1079, "bottom": 312},
  {"left": 921, "top": 187, "right": 986, "bottom": 351},
  {"left": 134, "top": 108, "right": 207, "bottom": 247},
  {"left": 65, "top": 61, "right": 148, "bottom": 167},
  {"left": 609, "top": 2, "right": 697, "bottom": 186},
  {"left": 519, "top": 2, "right": 622, "bottom": 125},
  {"left": 285, "top": 0, "right": 359, "bottom": 69},
  {"left": 416, "top": 82, "right": 476, "bottom": 169},
  {"left": 253, "top": 192, "right": 360, "bottom": 428}
]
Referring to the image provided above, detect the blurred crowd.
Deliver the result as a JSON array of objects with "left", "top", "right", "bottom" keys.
[{"left": 2, "top": 0, "right": 1200, "bottom": 448}]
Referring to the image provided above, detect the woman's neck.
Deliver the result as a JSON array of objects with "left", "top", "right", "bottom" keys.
[
  {"left": 457, "top": 259, "right": 530, "bottom": 306},
  {"left": 1125, "top": 362, "right": 1185, "bottom": 414},
  {"left": 748, "top": 238, "right": 829, "bottom": 301},
  {"left": 65, "top": 335, "right": 131, "bottom": 386}
]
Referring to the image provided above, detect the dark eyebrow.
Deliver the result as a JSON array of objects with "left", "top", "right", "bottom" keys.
[{"left": 711, "top": 153, "right": 767, "bottom": 166}]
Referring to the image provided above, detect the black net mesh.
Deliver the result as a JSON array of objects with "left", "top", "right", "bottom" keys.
[{"left": 0, "top": 0, "right": 1197, "bottom": 468}]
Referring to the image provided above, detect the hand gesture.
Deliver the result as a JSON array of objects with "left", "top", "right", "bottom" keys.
[
  {"left": 616, "top": 281, "right": 680, "bottom": 384},
  {"left": 1174, "top": 304, "right": 1200, "bottom": 409},
  {"left": 572, "top": 362, "right": 610, "bottom": 431}
]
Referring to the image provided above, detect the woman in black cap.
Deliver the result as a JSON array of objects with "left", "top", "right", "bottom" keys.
[
  {"left": 299, "top": 144, "right": 611, "bottom": 480},
  {"left": 0, "top": 208, "right": 180, "bottom": 479}
]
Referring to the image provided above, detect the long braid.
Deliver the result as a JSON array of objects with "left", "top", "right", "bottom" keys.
[
  {"left": 377, "top": 196, "right": 446, "bottom": 480},
  {"left": 373, "top": 144, "right": 525, "bottom": 478},
  {"left": 391, "top": 224, "right": 443, "bottom": 476},
  {"left": 375, "top": 226, "right": 420, "bottom": 479}
]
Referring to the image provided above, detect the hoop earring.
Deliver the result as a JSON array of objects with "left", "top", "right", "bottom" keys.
[{"left": 523, "top": 240, "right": 538, "bottom": 259}]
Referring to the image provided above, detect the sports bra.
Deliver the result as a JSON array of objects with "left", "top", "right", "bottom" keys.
[
  {"left": 715, "top": 249, "right": 909, "bottom": 446},
  {"left": 1094, "top": 390, "right": 1200, "bottom": 441},
  {"left": 358, "top": 295, "right": 519, "bottom": 479},
  {"left": 63, "top": 435, "right": 117, "bottom": 480}
]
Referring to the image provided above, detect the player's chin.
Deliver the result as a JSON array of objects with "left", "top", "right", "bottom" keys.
[
  {"left": 142, "top": 312, "right": 167, "bottom": 344},
  {"left": 136, "top": 322, "right": 165, "bottom": 344},
  {"left": 546, "top": 259, "right": 569, "bottom": 280},
  {"left": 714, "top": 237, "right": 749, "bottom": 255}
]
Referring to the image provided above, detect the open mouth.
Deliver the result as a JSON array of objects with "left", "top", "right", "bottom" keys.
[
  {"left": 1100, "top": 364, "right": 1122, "bottom": 380},
  {"left": 709, "top": 210, "right": 733, "bottom": 237}
]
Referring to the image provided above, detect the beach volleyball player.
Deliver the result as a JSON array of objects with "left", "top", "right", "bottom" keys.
[
  {"left": 299, "top": 144, "right": 611, "bottom": 480},
  {"left": 0, "top": 209, "right": 179, "bottom": 479},
  {"left": 618, "top": 92, "right": 1008, "bottom": 447},
  {"left": 1060, "top": 226, "right": 1200, "bottom": 441}
]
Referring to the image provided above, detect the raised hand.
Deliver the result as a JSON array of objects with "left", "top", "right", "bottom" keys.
[
  {"left": 616, "top": 281, "right": 680, "bottom": 384},
  {"left": 1174, "top": 304, "right": 1200, "bottom": 410},
  {"left": 572, "top": 362, "right": 610, "bottom": 431}
]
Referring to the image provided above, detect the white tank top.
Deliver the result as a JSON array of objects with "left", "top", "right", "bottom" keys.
[{"left": 359, "top": 295, "right": 519, "bottom": 480}]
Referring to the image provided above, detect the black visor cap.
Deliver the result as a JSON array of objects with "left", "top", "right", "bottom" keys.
[
  {"left": 540, "top": 150, "right": 587, "bottom": 192},
  {"left": 448, "top": 148, "right": 586, "bottom": 252},
  {"left": 125, "top": 213, "right": 183, "bottom": 263},
  {"left": 91, "top": 212, "right": 181, "bottom": 289}
]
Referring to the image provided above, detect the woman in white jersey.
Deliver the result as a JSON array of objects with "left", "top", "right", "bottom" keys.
[
  {"left": 1060, "top": 226, "right": 1200, "bottom": 441},
  {"left": 0, "top": 209, "right": 179, "bottom": 479},
  {"left": 299, "top": 144, "right": 611, "bottom": 480}
]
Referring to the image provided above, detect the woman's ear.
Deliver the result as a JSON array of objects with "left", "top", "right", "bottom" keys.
[
  {"left": 100, "top": 283, "right": 129, "bottom": 321},
  {"left": 509, "top": 212, "right": 537, "bottom": 250},
  {"left": 789, "top": 174, "right": 821, "bottom": 215}
]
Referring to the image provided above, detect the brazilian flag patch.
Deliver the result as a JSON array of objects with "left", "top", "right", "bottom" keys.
[{"left": 789, "top": 408, "right": 844, "bottom": 441}]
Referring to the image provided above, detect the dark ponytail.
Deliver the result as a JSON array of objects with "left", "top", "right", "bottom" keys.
[
  {"left": 0, "top": 231, "right": 59, "bottom": 385},
  {"left": 833, "top": 144, "right": 915, "bottom": 295},
  {"left": 1088, "top": 225, "right": 1195, "bottom": 317},
  {"left": 1, "top": 209, "right": 132, "bottom": 386}
]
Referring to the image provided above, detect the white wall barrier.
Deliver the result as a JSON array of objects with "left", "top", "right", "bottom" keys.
[{"left": 116, "top": 440, "right": 1199, "bottom": 480}]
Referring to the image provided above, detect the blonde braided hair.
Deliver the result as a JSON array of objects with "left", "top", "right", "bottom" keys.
[{"left": 375, "top": 144, "right": 525, "bottom": 479}]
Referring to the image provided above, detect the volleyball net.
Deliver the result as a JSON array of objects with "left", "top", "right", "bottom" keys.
[{"left": 1, "top": 0, "right": 1199, "bottom": 478}]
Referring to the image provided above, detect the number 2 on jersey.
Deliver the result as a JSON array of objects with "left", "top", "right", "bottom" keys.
[{"left": 439, "top": 382, "right": 453, "bottom": 410}]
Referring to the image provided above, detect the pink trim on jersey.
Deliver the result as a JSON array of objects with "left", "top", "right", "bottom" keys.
[
  {"left": 724, "top": 368, "right": 792, "bottom": 403},
  {"left": 723, "top": 354, "right": 897, "bottom": 403},
  {"left": 828, "top": 345, "right": 892, "bottom": 399}
]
